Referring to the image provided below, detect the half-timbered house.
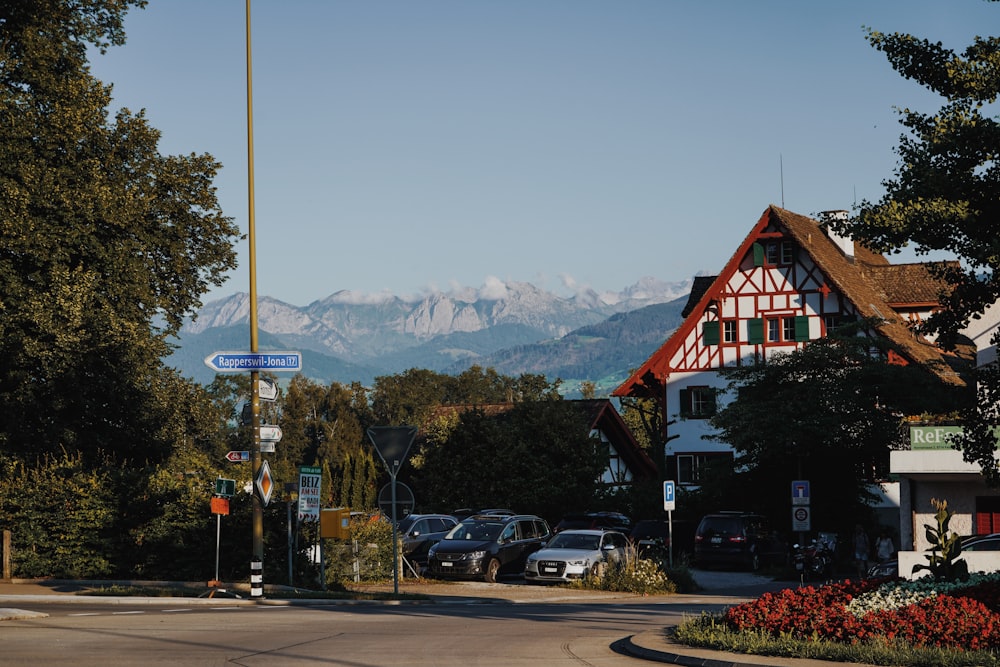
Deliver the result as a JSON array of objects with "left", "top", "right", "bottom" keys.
[{"left": 612, "top": 205, "right": 972, "bottom": 488}]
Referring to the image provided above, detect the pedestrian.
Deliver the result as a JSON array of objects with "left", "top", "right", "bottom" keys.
[
  {"left": 853, "top": 524, "right": 870, "bottom": 577},
  {"left": 875, "top": 529, "right": 894, "bottom": 563}
]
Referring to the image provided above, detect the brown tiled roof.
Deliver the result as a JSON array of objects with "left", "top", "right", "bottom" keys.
[
  {"left": 862, "top": 263, "right": 953, "bottom": 306},
  {"left": 613, "top": 205, "right": 971, "bottom": 397},
  {"left": 771, "top": 206, "right": 967, "bottom": 385}
]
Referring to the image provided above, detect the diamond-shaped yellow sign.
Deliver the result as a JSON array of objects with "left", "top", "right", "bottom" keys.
[{"left": 255, "top": 460, "right": 274, "bottom": 506}]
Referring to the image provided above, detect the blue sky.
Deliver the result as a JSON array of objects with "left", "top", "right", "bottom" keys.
[{"left": 89, "top": 1, "right": 996, "bottom": 307}]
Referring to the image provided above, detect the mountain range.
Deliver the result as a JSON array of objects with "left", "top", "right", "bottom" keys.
[{"left": 166, "top": 277, "right": 693, "bottom": 396}]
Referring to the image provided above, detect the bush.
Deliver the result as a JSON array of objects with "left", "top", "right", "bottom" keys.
[
  {"left": 323, "top": 516, "right": 396, "bottom": 586},
  {"left": 583, "top": 557, "right": 676, "bottom": 595}
]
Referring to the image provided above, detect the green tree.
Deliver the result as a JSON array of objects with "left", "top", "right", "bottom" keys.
[
  {"left": 0, "top": 1, "right": 240, "bottom": 463},
  {"left": 831, "top": 18, "right": 1000, "bottom": 480},
  {"left": 708, "top": 334, "right": 967, "bottom": 535},
  {"left": 412, "top": 402, "right": 606, "bottom": 522}
]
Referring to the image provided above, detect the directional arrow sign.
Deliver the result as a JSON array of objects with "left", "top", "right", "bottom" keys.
[
  {"left": 226, "top": 451, "right": 250, "bottom": 462},
  {"left": 203, "top": 351, "right": 302, "bottom": 373},
  {"left": 258, "top": 378, "right": 279, "bottom": 401},
  {"left": 258, "top": 425, "right": 282, "bottom": 442}
]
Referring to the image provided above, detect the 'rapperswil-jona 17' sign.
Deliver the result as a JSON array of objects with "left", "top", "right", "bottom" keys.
[{"left": 204, "top": 351, "right": 302, "bottom": 373}]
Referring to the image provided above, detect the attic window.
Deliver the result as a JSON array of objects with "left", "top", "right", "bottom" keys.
[{"left": 754, "top": 241, "right": 795, "bottom": 267}]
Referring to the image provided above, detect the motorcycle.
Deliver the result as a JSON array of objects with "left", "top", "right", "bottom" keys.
[{"left": 793, "top": 533, "right": 836, "bottom": 580}]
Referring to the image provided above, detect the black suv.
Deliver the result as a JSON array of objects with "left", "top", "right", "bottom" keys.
[
  {"left": 693, "top": 512, "right": 787, "bottom": 571},
  {"left": 427, "top": 514, "right": 551, "bottom": 582}
]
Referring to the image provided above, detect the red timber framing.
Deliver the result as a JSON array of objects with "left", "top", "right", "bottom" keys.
[{"left": 613, "top": 205, "right": 970, "bottom": 485}]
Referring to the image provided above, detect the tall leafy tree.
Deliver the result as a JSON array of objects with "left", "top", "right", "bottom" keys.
[
  {"left": 0, "top": 1, "right": 240, "bottom": 462},
  {"left": 412, "top": 401, "right": 606, "bottom": 522},
  {"left": 708, "top": 334, "right": 967, "bottom": 534},
  {"left": 831, "top": 16, "right": 1000, "bottom": 480}
]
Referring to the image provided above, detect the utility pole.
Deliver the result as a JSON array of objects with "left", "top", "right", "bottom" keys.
[{"left": 245, "top": 0, "right": 264, "bottom": 599}]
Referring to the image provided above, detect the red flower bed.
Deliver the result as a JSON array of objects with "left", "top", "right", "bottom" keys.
[{"left": 723, "top": 577, "right": 1000, "bottom": 651}]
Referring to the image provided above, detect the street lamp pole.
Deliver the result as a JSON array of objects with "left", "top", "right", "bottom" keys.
[{"left": 246, "top": 0, "right": 264, "bottom": 599}]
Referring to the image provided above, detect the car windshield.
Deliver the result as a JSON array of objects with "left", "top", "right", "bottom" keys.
[
  {"left": 547, "top": 533, "right": 600, "bottom": 551},
  {"left": 444, "top": 521, "right": 504, "bottom": 541}
]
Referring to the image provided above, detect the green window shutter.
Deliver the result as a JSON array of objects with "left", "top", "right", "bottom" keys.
[
  {"left": 748, "top": 318, "right": 764, "bottom": 344},
  {"left": 703, "top": 321, "right": 720, "bottom": 346},
  {"left": 678, "top": 389, "right": 691, "bottom": 418},
  {"left": 752, "top": 243, "right": 765, "bottom": 267},
  {"left": 794, "top": 315, "right": 810, "bottom": 341}
]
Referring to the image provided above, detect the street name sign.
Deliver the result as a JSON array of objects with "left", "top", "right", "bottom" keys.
[
  {"left": 258, "top": 425, "right": 283, "bottom": 442},
  {"left": 204, "top": 351, "right": 302, "bottom": 373},
  {"left": 226, "top": 450, "right": 250, "bottom": 462}
]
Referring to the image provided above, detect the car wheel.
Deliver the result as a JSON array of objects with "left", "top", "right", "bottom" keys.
[{"left": 484, "top": 558, "right": 501, "bottom": 583}]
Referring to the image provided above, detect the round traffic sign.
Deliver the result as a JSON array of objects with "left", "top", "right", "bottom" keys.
[{"left": 378, "top": 481, "right": 415, "bottom": 522}]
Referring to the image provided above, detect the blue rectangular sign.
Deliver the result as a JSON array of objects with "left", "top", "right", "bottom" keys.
[
  {"left": 663, "top": 480, "right": 676, "bottom": 510},
  {"left": 204, "top": 351, "right": 302, "bottom": 373}
]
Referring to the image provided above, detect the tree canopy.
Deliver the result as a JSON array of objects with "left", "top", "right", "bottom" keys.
[
  {"left": 707, "top": 334, "right": 967, "bottom": 533},
  {"left": 831, "top": 16, "right": 1000, "bottom": 481},
  {"left": 0, "top": 1, "right": 240, "bottom": 462}
]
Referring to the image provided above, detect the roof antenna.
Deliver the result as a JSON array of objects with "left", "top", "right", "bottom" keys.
[{"left": 780, "top": 154, "right": 785, "bottom": 208}]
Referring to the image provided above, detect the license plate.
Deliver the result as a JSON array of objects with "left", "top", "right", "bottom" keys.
[
  {"left": 711, "top": 536, "right": 722, "bottom": 544},
  {"left": 441, "top": 561, "right": 453, "bottom": 567},
  {"left": 543, "top": 567, "right": 557, "bottom": 573}
]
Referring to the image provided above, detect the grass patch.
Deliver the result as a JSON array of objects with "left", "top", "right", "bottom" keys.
[{"left": 674, "top": 613, "right": 1000, "bottom": 667}]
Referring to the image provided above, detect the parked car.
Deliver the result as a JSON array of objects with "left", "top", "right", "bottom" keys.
[
  {"left": 524, "top": 529, "right": 630, "bottom": 584},
  {"left": 396, "top": 513, "right": 459, "bottom": 566},
  {"left": 451, "top": 508, "right": 515, "bottom": 521},
  {"left": 554, "top": 511, "right": 632, "bottom": 534},
  {"left": 629, "top": 519, "right": 671, "bottom": 558},
  {"left": 693, "top": 511, "right": 787, "bottom": 571},
  {"left": 868, "top": 533, "right": 1000, "bottom": 579},
  {"left": 427, "top": 514, "right": 551, "bottom": 582}
]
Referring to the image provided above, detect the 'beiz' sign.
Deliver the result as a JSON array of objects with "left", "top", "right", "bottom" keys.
[
  {"left": 909, "top": 426, "right": 963, "bottom": 450},
  {"left": 298, "top": 466, "right": 322, "bottom": 523}
]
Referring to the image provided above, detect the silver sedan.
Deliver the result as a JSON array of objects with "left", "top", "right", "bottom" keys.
[{"left": 525, "top": 529, "right": 630, "bottom": 583}]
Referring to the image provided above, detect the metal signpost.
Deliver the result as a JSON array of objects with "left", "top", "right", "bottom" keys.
[
  {"left": 367, "top": 426, "right": 417, "bottom": 594},
  {"left": 663, "top": 481, "right": 676, "bottom": 568}
]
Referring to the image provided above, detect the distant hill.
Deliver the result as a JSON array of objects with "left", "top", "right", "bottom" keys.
[{"left": 167, "top": 278, "right": 691, "bottom": 393}]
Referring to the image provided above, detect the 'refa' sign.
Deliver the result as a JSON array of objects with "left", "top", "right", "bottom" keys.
[{"left": 297, "top": 466, "right": 322, "bottom": 523}]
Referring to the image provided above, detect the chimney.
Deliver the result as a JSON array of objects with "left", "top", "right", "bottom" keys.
[{"left": 819, "top": 210, "right": 854, "bottom": 260}]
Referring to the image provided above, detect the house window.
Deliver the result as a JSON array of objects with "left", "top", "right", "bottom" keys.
[
  {"left": 766, "top": 243, "right": 779, "bottom": 266},
  {"left": 723, "top": 320, "right": 737, "bottom": 344},
  {"left": 783, "top": 317, "right": 796, "bottom": 341},
  {"left": 679, "top": 386, "right": 716, "bottom": 419},
  {"left": 976, "top": 496, "right": 1000, "bottom": 535},
  {"left": 782, "top": 243, "right": 795, "bottom": 264},
  {"left": 676, "top": 452, "right": 734, "bottom": 484},
  {"left": 767, "top": 318, "right": 781, "bottom": 342}
]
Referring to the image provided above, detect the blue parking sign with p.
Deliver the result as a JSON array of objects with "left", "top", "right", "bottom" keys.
[{"left": 663, "top": 480, "right": 676, "bottom": 511}]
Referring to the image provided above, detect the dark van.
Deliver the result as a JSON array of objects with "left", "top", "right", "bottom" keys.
[{"left": 693, "top": 512, "right": 787, "bottom": 571}]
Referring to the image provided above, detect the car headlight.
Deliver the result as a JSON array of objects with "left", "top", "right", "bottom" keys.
[
  {"left": 567, "top": 559, "right": 590, "bottom": 567},
  {"left": 526, "top": 554, "right": 538, "bottom": 564},
  {"left": 467, "top": 550, "right": 487, "bottom": 561}
]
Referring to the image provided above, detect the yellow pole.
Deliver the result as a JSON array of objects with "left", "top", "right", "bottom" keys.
[{"left": 246, "top": 0, "right": 264, "bottom": 599}]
